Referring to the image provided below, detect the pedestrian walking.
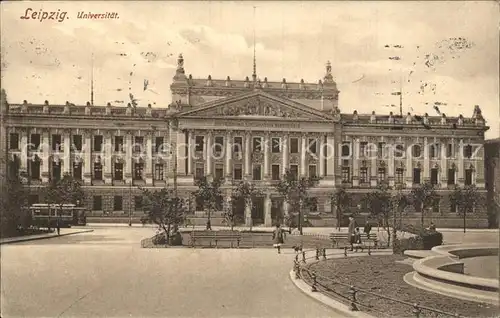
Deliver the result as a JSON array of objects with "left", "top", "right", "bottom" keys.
[
  {"left": 272, "top": 224, "right": 286, "bottom": 254},
  {"left": 56, "top": 217, "right": 61, "bottom": 236},
  {"left": 347, "top": 216, "right": 356, "bottom": 251},
  {"left": 353, "top": 227, "right": 362, "bottom": 252}
]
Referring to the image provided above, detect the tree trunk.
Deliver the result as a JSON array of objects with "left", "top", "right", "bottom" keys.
[
  {"left": 421, "top": 202, "right": 424, "bottom": 226},
  {"left": 463, "top": 208, "right": 466, "bottom": 233},
  {"left": 166, "top": 223, "right": 171, "bottom": 244},
  {"left": 298, "top": 200, "right": 303, "bottom": 235},
  {"left": 392, "top": 207, "right": 398, "bottom": 248}
]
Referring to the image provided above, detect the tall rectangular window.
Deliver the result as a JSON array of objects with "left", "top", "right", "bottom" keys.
[
  {"left": 378, "top": 167, "right": 386, "bottom": 181},
  {"left": 378, "top": 142, "right": 386, "bottom": 159},
  {"left": 215, "top": 164, "right": 224, "bottom": 181},
  {"left": 52, "top": 162, "right": 61, "bottom": 181},
  {"left": 134, "top": 136, "right": 144, "bottom": 153},
  {"left": 308, "top": 165, "right": 317, "bottom": 178},
  {"left": 342, "top": 167, "right": 350, "bottom": 183},
  {"left": 308, "top": 139, "right": 317, "bottom": 154},
  {"left": 360, "top": 167, "right": 368, "bottom": 183},
  {"left": 447, "top": 169, "right": 455, "bottom": 185},
  {"left": 463, "top": 145, "right": 473, "bottom": 159},
  {"left": 272, "top": 165, "right": 280, "bottom": 180},
  {"left": 290, "top": 164, "right": 299, "bottom": 177},
  {"left": 430, "top": 168, "right": 438, "bottom": 185},
  {"left": 134, "top": 196, "right": 143, "bottom": 211},
  {"left": 253, "top": 137, "right": 262, "bottom": 152},
  {"left": 253, "top": 164, "right": 262, "bottom": 181},
  {"left": 154, "top": 164, "right": 164, "bottom": 180},
  {"left": 396, "top": 168, "right": 404, "bottom": 184},
  {"left": 114, "top": 162, "right": 124, "bottom": 180},
  {"left": 93, "top": 196, "right": 102, "bottom": 211},
  {"left": 155, "top": 137, "right": 164, "bottom": 153},
  {"left": 465, "top": 169, "right": 473, "bottom": 186},
  {"left": 413, "top": 168, "right": 421, "bottom": 184},
  {"left": 446, "top": 143, "right": 453, "bottom": 158},
  {"left": 73, "top": 135, "right": 83, "bottom": 151},
  {"left": 214, "top": 136, "right": 224, "bottom": 154},
  {"left": 290, "top": 138, "right": 299, "bottom": 154},
  {"left": 73, "top": 162, "right": 82, "bottom": 180},
  {"left": 94, "top": 135, "right": 103, "bottom": 152},
  {"left": 450, "top": 201, "right": 457, "bottom": 213},
  {"left": 115, "top": 136, "right": 124, "bottom": 152},
  {"left": 271, "top": 138, "right": 281, "bottom": 153},
  {"left": 134, "top": 162, "right": 144, "bottom": 180},
  {"left": 195, "top": 163, "right": 204, "bottom": 180},
  {"left": 233, "top": 164, "right": 242, "bottom": 180},
  {"left": 195, "top": 136, "right": 204, "bottom": 152},
  {"left": 9, "top": 133, "right": 19, "bottom": 150},
  {"left": 233, "top": 137, "right": 243, "bottom": 153},
  {"left": 52, "top": 134, "right": 62, "bottom": 151},
  {"left": 113, "top": 196, "right": 123, "bottom": 211},
  {"left": 94, "top": 162, "right": 103, "bottom": 180},
  {"left": 359, "top": 142, "right": 367, "bottom": 158},
  {"left": 30, "top": 134, "right": 41, "bottom": 150}
]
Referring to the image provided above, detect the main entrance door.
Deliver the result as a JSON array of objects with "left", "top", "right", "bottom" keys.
[{"left": 251, "top": 197, "right": 264, "bottom": 225}]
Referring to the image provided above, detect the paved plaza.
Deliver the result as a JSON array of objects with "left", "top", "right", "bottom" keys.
[{"left": 1, "top": 227, "right": 335, "bottom": 318}]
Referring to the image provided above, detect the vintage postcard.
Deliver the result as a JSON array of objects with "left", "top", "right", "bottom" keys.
[{"left": 1, "top": 1, "right": 499, "bottom": 318}]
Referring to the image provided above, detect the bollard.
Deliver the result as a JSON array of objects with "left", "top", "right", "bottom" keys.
[
  {"left": 322, "top": 248, "right": 327, "bottom": 260},
  {"left": 302, "top": 251, "right": 306, "bottom": 263},
  {"left": 315, "top": 248, "right": 320, "bottom": 260},
  {"left": 311, "top": 272, "right": 318, "bottom": 292},
  {"left": 412, "top": 303, "right": 421, "bottom": 318},
  {"left": 368, "top": 245, "right": 371, "bottom": 255},
  {"left": 344, "top": 246, "right": 348, "bottom": 257},
  {"left": 349, "top": 285, "right": 358, "bottom": 311}
]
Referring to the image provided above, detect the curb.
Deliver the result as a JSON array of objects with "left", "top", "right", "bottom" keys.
[
  {"left": 0, "top": 229, "right": 94, "bottom": 245},
  {"left": 289, "top": 270, "right": 374, "bottom": 318}
]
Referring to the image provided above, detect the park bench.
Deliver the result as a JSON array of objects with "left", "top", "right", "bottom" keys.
[
  {"left": 190, "top": 230, "right": 241, "bottom": 248},
  {"left": 329, "top": 232, "right": 378, "bottom": 250}
]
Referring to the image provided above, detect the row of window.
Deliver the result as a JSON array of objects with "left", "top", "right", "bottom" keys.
[
  {"left": 194, "top": 163, "right": 318, "bottom": 181},
  {"left": 340, "top": 166, "right": 474, "bottom": 185},
  {"left": 342, "top": 142, "right": 476, "bottom": 158},
  {"left": 8, "top": 133, "right": 166, "bottom": 153},
  {"left": 193, "top": 135, "right": 320, "bottom": 154},
  {"left": 92, "top": 195, "right": 144, "bottom": 211}
]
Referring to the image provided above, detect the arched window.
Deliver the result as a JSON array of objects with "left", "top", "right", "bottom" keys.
[
  {"left": 412, "top": 144, "right": 422, "bottom": 158},
  {"left": 341, "top": 143, "right": 351, "bottom": 157}
]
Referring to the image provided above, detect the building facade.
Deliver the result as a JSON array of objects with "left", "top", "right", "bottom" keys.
[
  {"left": 1, "top": 55, "right": 490, "bottom": 227},
  {"left": 485, "top": 138, "right": 500, "bottom": 228}
]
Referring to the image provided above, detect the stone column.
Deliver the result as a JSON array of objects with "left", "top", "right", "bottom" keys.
[
  {"left": 326, "top": 135, "right": 335, "bottom": 180},
  {"left": 423, "top": 137, "right": 429, "bottom": 182},
  {"left": 405, "top": 138, "right": 413, "bottom": 187},
  {"left": 145, "top": 133, "right": 153, "bottom": 184},
  {"left": 282, "top": 134, "right": 288, "bottom": 175},
  {"left": 388, "top": 141, "right": 395, "bottom": 187},
  {"left": 370, "top": 141, "right": 377, "bottom": 187},
  {"left": 225, "top": 131, "right": 232, "bottom": 177},
  {"left": 352, "top": 138, "right": 359, "bottom": 187},
  {"left": 104, "top": 131, "right": 112, "bottom": 183},
  {"left": 124, "top": 132, "right": 132, "bottom": 183},
  {"left": 319, "top": 135, "right": 325, "bottom": 177},
  {"left": 300, "top": 134, "right": 307, "bottom": 176},
  {"left": 206, "top": 131, "right": 212, "bottom": 176},
  {"left": 245, "top": 200, "right": 252, "bottom": 226},
  {"left": 263, "top": 132, "right": 270, "bottom": 179},
  {"left": 244, "top": 132, "right": 251, "bottom": 177},
  {"left": 20, "top": 129, "right": 28, "bottom": 173},
  {"left": 264, "top": 193, "right": 272, "bottom": 226},
  {"left": 187, "top": 130, "right": 193, "bottom": 175},
  {"left": 83, "top": 130, "right": 92, "bottom": 184},
  {"left": 41, "top": 129, "right": 50, "bottom": 183},
  {"left": 63, "top": 130, "right": 71, "bottom": 175},
  {"left": 458, "top": 139, "right": 464, "bottom": 185}
]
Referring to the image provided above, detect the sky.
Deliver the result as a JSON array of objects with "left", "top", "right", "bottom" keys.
[{"left": 1, "top": 1, "right": 499, "bottom": 138}]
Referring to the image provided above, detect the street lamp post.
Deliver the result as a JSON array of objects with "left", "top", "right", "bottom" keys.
[{"left": 128, "top": 180, "right": 132, "bottom": 226}]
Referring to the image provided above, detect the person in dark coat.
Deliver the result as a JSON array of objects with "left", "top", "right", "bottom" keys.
[
  {"left": 347, "top": 216, "right": 356, "bottom": 251},
  {"left": 272, "top": 224, "right": 286, "bottom": 254},
  {"left": 56, "top": 217, "right": 61, "bottom": 236}
]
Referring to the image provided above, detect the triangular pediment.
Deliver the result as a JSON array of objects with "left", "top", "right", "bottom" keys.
[{"left": 176, "top": 90, "right": 335, "bottom": 121}]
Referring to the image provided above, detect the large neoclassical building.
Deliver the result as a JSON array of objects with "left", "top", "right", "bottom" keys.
[{"left": 1, "top": 54, "right": 490, "bottom": 227}]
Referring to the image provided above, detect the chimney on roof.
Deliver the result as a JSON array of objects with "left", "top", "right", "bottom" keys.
[{"left": 281, "top": 78, "right": 287, "bottom": 89}]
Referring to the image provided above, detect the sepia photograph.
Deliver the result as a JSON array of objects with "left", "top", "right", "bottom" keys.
[{"left": 1, "top": 1, "right": 499, "bottom": 317}]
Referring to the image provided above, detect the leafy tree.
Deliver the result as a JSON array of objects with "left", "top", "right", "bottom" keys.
[
  {"left": 45, "top": 173, "right": 85, "bottom": 229},
  {"left": 363, "top": 183, "right": 393, "bottom": 247},
  {"left": 0, "top": 172, "right": 29, "bottom": 235},
  {"left": 222, "top": 195, "right": 242, "bottom": 231},
  {"left": 274, "top": 169, "right": 320, "bottom": 235},
  {"left": 193, "top": 176, "right": 224, "bottom": 230},
  {"left": 141, "top": 187, "right": 188, "bottom": 243},
  {"left": 329, "top": 186, "right": 352, "bottom": 230},
  {"left": 450, "top": 185, "right": 485, "bottom": 233},
  {"left": 409, "top": 182, "right": 437, "bottom": 226},
  {"left": 231, "top": 181, "right": 263, "bottom": 230}
]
